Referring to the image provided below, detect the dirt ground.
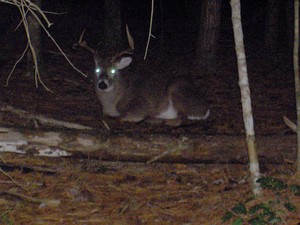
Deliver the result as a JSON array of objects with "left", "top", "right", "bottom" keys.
[{"left": 0, "top": 1, "right": 299, "bottom": 225}]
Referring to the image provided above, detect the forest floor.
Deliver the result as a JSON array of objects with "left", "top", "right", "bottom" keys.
[{"left": 0, "top": 2, "right": 300, "bottom": 225}]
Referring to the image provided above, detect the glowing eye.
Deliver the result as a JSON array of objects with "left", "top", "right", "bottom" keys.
[
  {"left": 110, "top": 68, "right": 116, "bottom": 74},
  {"left": 95, "top": 67, "right": 101, "bottom": 73}
]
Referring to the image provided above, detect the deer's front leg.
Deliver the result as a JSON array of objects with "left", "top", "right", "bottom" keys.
[{"left": 118, "top": 97, "right": 147, "bottom": 123}]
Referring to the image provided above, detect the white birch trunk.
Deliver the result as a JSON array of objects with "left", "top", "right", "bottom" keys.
[
  {"left": 293, "top": 0, "right": 300, "bottom": 176},
  {"left": 230, "top": 0, "right": 261, "bottom": 195}
]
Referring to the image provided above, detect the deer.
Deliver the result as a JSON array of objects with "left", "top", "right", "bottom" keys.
[{"left": 76, "top": 26, "right": 210, "bottom": 125}]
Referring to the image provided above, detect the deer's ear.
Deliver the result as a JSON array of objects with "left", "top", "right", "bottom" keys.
[{"left": 115, "top": 57, "right": 132, "bottom": 70}]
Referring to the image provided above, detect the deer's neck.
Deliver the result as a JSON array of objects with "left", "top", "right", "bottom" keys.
[{"left": 98, "top": 91, "right": 119, "bottom": 117}]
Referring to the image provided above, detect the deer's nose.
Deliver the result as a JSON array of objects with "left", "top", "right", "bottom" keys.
[{"left": 98, "top": 81, "right": 108, "bottom": 90}]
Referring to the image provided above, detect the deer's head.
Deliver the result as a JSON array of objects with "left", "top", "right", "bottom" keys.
[{"left": 75, "top": 25, "right": 134, "bottom": 92}]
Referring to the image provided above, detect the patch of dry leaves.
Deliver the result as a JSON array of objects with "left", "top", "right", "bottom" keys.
[{"left": 0, "top": 155, "right": 299, "bottom": 224}]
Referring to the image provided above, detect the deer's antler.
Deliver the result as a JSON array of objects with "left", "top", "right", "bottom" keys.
[
  {"left": 126, "top": 24, "right": 134, "bottom": 51},
  {"left": 74, "top": 25, "right": 134, "bottom": 63},
  {"left": 110, "top": 24, "right": 135, "bottom": 62},
  {"left": 73, "top": 29, "right": 96, "bottom": 55}
]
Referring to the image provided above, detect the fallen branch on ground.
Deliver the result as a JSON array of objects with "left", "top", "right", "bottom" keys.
[{"left": 0, "top": 104, "right": 93, "bottom": 130}]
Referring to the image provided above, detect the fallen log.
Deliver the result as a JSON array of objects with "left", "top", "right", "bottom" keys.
[{"left": 0, "top": 126, "right": 296, "bottom": 164}]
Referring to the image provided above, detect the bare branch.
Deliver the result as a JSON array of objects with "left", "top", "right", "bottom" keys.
[
  {"left": 2, "top": 0, "right": 87, "bottom": 90},
  {"left": 144, "top": 0, "right": 154, "bottom": 60}
]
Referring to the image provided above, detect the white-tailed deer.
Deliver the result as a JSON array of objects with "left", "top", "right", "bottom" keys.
[{"left": 76, "top": 27, "right": 210, "bottom": 124}]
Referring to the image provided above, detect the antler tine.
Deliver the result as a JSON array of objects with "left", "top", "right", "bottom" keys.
[
  {"left": 126, "top": 24, "right": 134, "bottom": 51},
  {"left": 73, "top": 29, "right": 96, "bottom": 55},
  {"left": 110, "top": 25, "right": 134, "bottom": 63}
]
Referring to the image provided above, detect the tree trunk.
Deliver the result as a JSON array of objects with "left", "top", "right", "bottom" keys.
[
  {"left": 103, "top": 0, "right": 123, "bottom": 52},
  {"left": 27, "top": 0, "right": 43, "bottom": 77},
  {"left": 194, "top": 0, "right": 221, "bottom": 71},
  {"left": 286, "top": 0, "right": 294, "bottom": 49},
  {"left": 293, "top": 0, "right": 300, "bottom": 177},
  {"left": 186, "top": 0, "right": 202, "bottom": 51},
  {"left": 264, "top": 0, "right": 281, "bottom": 51},
  {"left": 230, "top": 0, "right": 261, "bottom": 196}
]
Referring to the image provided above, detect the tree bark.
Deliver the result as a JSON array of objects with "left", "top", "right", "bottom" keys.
[
  {"left": 264, "top": 0, "right": 281, "bottom": 51},
  {"left": 103, "top": 0, "right": 123, "bottom": 52},
  {"left": 230, "top": 0, "right": 261, "bottom": 196},
  {"left": 194, "top": 0, "right": 221, "bottom": 71},
  {"left": 27, "top": 0, "right": 43, "bottom": 77},
  {"left": 293, "top": 0, "right": 300, "bottom": 177},
  {"left": 286, "top": 0, "right": 294, "bottom": 49}
]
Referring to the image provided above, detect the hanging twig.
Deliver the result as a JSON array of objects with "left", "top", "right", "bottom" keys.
[
  {"left": 2, "top": 0, "right": 87, "bottom": 90},
  {"left": 144, "top": 0, "right": 155, "bottom": 60}
]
